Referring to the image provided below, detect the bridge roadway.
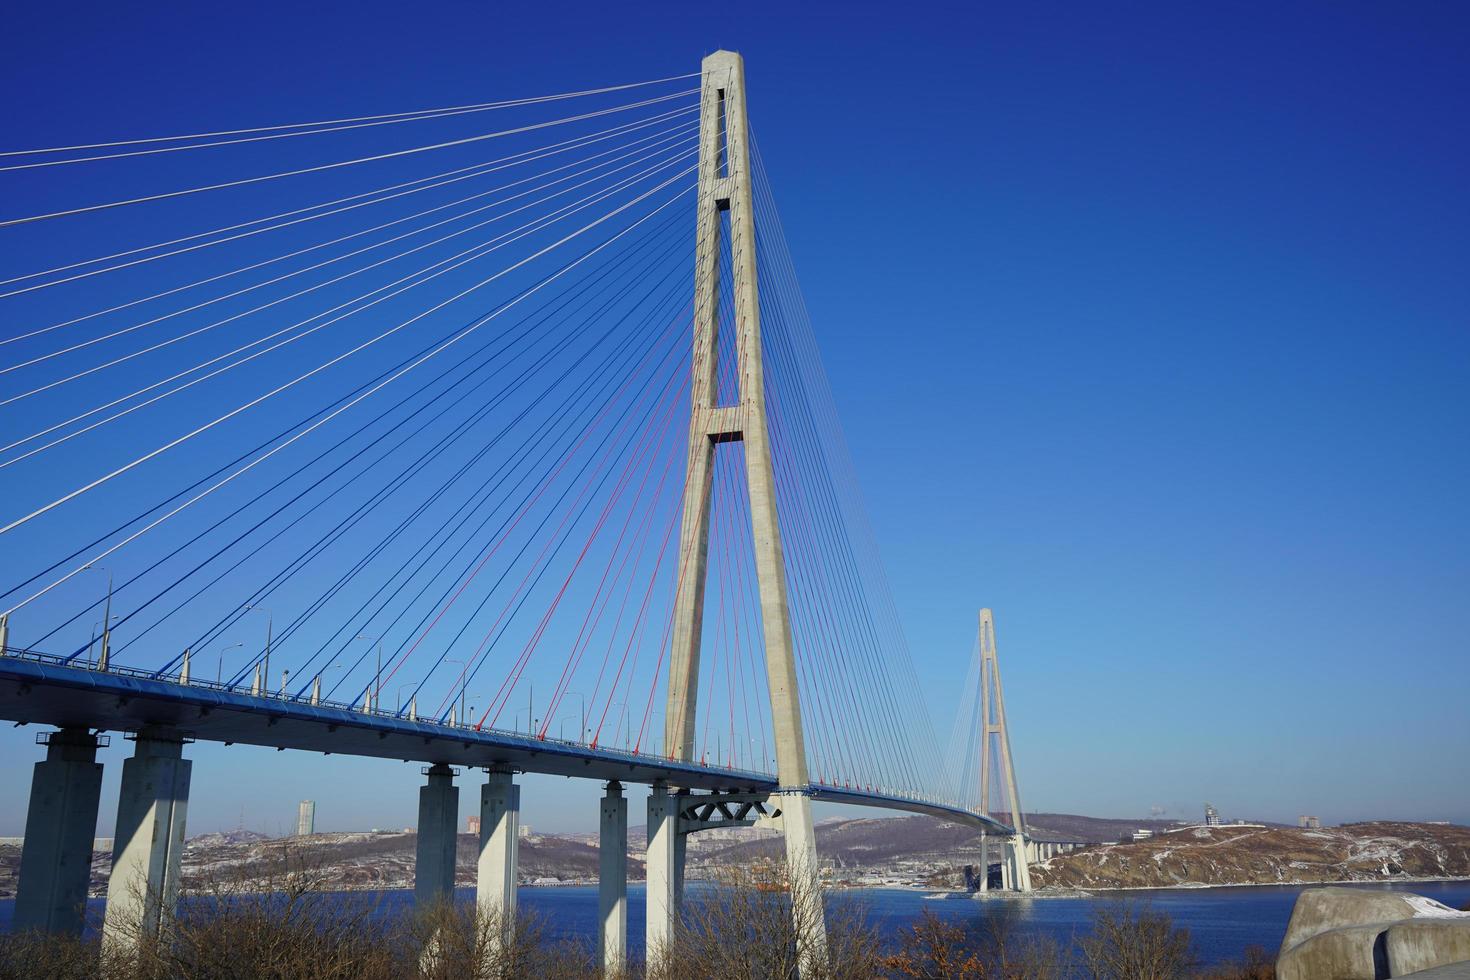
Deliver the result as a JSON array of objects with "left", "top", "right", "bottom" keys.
[{"left": 0, "top": 648, "right": 1013, "bottom": 836}]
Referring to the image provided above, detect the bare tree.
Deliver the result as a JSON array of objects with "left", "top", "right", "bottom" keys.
[{"left": 1078, "top": 902, "right": 1197, "bottom": 980}]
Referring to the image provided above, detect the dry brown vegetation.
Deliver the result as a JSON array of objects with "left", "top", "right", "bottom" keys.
[{"left": 0, "top": 852, "right": 1276, "bottom": 980}]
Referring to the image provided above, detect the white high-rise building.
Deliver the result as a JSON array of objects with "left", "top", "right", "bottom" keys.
[{"left": 296, "top": 800, "right": 316, "bottom": 837}]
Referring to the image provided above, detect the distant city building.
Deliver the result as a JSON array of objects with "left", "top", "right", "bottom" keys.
[
  {"left": 467, "top": 815, "right": 480, "bottom": 834},
  {"left": 518, "top": 823, "right": 532, "bottom": 840},
  {"left": 1298, "top": 815, "right": 1321, "bottom": 829},
  {"left": 1204, "top": 803, "right": 1221, "bottom": 827},
  {"left": 1122, "top": 829, "right": 1155, "bottom": 843},
  {"left": 296, "top": 800, "right": 315, "bottom": 837}
]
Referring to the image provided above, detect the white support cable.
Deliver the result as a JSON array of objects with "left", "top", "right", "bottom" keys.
[
  {"left": 254, "top": 164, "right": 731, "bottom": 719},
  {"left": 746, "top": 134, "right": 929, "bottom": 793},
  {"left": 1, "top": 179, "right": 694, "bottom": 616},
  {"left": 1, "top": 126, "right": 700, "bottom": 385},
  {"left": 12, "top": 215, "right": 696, "bottom": 655},
  {"left": 0, "top": 145, "right": 698, "bottom": 465},
  {"left": 0, "top": 150, "right": 700, "bottom": 465},
  {"left": 0, "top": 90, "right": 698, "bottom": 229},
  {"left": 0, "top": 72, "right": 700, "bottom": 158},
  {"left": 0, "top": 104, "right": 699, "bottom": 301},
  {"left": 752, "top": 136, "right": 946, "bottom": 792},
  {"left": 0, "top": 78, "right": 701, "bottom": 172}
]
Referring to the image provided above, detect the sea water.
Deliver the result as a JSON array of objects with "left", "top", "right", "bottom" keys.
[{"left": 3, "top": 879, "right": 1468, "bottom": 967}]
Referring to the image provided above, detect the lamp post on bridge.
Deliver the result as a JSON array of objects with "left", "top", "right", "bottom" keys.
[
  {"left": 82, "top": 564, "right": 113, "bottom": 670},
  {"left": 555, "top": 689, "right": 589, "bottom": 743},
  {"left": 216, "top": 642, "right": 244, "bottom": 684},
  {"left": 446, "top": 658, "right": 468, "bottom": 725},
  {"left": 245, "top": 603, "right": 273, "bottom": 695},
  {"left": 357, "top": 634, "right": 383, "bottom": 711}
]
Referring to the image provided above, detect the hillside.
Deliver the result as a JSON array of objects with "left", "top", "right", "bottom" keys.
[
  {"left": 4, "top": 815, "right": 1465, "bottom": 898},
  {"left": 1032, "top": 821, "right": 1470, "bottom": 889}
]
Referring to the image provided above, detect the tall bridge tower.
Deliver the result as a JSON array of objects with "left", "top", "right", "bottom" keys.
[
  {"left": 976, "top": 607, "right": 1033, "bottom": 892},
  {"left": 656, "top": 48, "right": 828, "bottom": 966}
]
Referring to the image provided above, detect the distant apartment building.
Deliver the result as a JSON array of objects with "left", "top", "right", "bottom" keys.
[
  {"left": 1298, "top": 814, "right": 1321, "bottom": 829},
  {"left": 296, "top": 800, "right": 316, "bottom": 836},
  {"left": 467, "top": 815, "right": 481, "bottom": 834},
  {"left": 1204, "top": 803, "right": 1221, "bottom": 827}
]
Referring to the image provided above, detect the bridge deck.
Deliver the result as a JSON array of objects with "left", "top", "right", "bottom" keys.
[{"left": 0, "top": 651, "right": 1012, "bottom": 835}]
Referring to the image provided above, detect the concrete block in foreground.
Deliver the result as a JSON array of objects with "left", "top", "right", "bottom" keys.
[{"left": 1277, "top": 885, "right": 1470, "bottom": 980}]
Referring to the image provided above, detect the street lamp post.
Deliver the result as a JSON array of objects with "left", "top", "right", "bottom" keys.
[
  {"left": 245, "top": 604, "right": 272, "bottom": 695},
  {"left": 596, "top": 701, "right": 631, "bottom": 751},
  {"left": 356, "top": 634, "right": 382, "bottom": 711},
  {"left": 446, "top": 659, "right": 468, "bottom": 725},
  {"left": 217, "top": 642, "right": 244, "bottom": 684},
  {"left": 82, "top": 564, "right": 114, "bottom": 669}
]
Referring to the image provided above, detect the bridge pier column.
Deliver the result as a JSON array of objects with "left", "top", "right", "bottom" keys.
[
  {"left": 1011, "top": 835, "right": 1033, "bottom": 892},
  {"left": 477, "top": 768, "right": 519, "bottom": 936},
  {"left": 645, "top": 782, "right": 679, "bottom": 964},
  {"left": 102, "top": 727, "right": 190, "bottom": 952},
  {"left": 13, "top": 727, "right": 103, "bottom": 936},
  {"left": 414, "top": 764, "right": 458, "bottom": 907},
  {"left": 779, "top": 791, "right": 829, "bottom": 973},
  {"left": 598, "top": 781, "right": 627, "bottom": 976}
]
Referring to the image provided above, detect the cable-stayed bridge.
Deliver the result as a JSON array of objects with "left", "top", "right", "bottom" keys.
[{"left": 0, "top": 51, "right": 1034, "bottom": 973}]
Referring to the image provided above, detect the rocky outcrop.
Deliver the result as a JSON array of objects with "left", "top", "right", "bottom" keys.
[{"left": 1276, "top": 886, "right": 1470, "bottom": 979}]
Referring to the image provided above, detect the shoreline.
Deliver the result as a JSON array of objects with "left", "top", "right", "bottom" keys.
[
  {"left": 1028, "top": 874, "right": 1470, "bottom": 895},
  {"left": 10, "top": 874, "right": 1470, "bottom": 904}
]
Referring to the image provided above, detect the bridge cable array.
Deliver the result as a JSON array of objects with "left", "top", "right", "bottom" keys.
[{"left": 0, "top": 70, "right": 954, "bottom": 803}]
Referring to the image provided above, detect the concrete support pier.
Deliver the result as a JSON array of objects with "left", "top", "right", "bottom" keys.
[
  {"left": 779, "top": 791, "right": 829, "bottom": 971},
  {"left": 1010, "top": 835, "right": 1033, "bottom": 892},
  {"left": 414, "top": 764, "right": 458, "bottom": 906},
  {"left": 598, "top": 782, "right": 628, "bottom": 976},
  {"left": 644, "top": 782, "right": 680, "bottom": 963},
  {"left": 477, "top": 768, "right": 519, "bottom": 932},
  {"left": 102, "top": 727, "right": 191, "bottom": 950},
  {"left": 13, "top": 727, "right": 104, "bottom": 935}
]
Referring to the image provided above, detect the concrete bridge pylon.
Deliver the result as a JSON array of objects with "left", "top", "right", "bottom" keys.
[
  {"left": 658, "top": 47, "right": 828, "bottom": 975},
  {"left": 975, "top": 608, "right": 1032, "bottom": 893}
]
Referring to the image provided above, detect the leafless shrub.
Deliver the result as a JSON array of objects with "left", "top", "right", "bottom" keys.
[
  {"left": 882, "top": 906, "right": 1068, "bottom": 980},
  {"left": 1078, "top": 902, "right": 1197, "bottom": 980},
  {"left": 0, "top": 928, "right": 100, "bottom": 980},
  {"left": 882, "top": 909, "right": 986, "bottom": 978},
  {"left": 1194, "top": 944, "right": 1274, "bottom": 980},
  {"left": 647, "top": 864, "right": 882, "bottom": 980},
  {"left": 407, "top": 899, "right": 592, "bottom": 980}
]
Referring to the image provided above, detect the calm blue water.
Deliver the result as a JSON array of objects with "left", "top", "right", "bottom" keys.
[{"left": 5, "top": 880, "right": 1469, "bottom": 966}]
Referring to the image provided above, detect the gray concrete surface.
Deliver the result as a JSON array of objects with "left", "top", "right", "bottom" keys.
[
  {"left": 102, "top": 728, "right": 191, "bottom": 951},
  {"left": 12, "top": 727, "right": 103, "bottom": 935},
  {"left": 1278, "top": 885, "right": 1470, "bottom": 980}
]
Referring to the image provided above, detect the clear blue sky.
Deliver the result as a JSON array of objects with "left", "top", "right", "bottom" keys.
[{"left": 1, "top": 1, "right": 1466, "bottom": 836}]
